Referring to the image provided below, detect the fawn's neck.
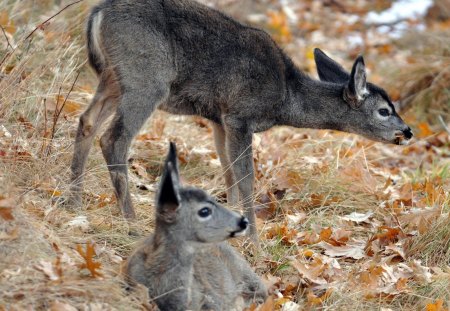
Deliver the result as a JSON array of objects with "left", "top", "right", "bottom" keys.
[
  {"left": 279, "top": 65, "right": 351, "bottom": 131},
  {"left": 153, "top": 226, "right": 196, "bottom": 270}
]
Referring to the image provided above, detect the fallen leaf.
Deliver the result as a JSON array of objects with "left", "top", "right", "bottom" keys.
[
  {"left": 384, "top": 244, "right": 406, "bottom": 259},
  {"left": 51, "top": 95, "right": 82, "bottom": 114},
  {"left": 76, "top": 242, "right": 103, "bottom": 278},
  {"left": 307, "top": 289, "right": 332, "bottom": 306},
  {"left": 64, "top": 215, "right": 90, "bottom": 232},
  {"left": 291, "top": 258, "right": 328, "bottom": 285},
  {"left": 286, "top": 212, "right": 307, "bottom": 225},
  {"left": 426, "top": 299, "right": 445, "bottom": 311},
  {"left": 34, "top": 260, "right": 60, "bottom": 281},
  {"left": 49, "top": 301, "right": 77, "bottom": 311},
  {"left": 280, "top": 301, "right": 301, "bottom": 311},
  {"left": 0, "top": 227, "right": 18, "bottom": 240},
  {"left": 317, "top": 241, "right": 366, "bottom": 260},
  {"left": 256, "top": 296, "right": 274, "bottom": 311},
  {"left": 410, "top": 260, "right": 432, "bottom": 284},
  {"left": 0, "top": 207, "right": 14, "bottom": 221},
  {"left": 262, "top": 274, "right": 281, "bottom": 293},
  {"left": 131, "top": 161, "right": 150, "bottom": 180},
  {"left": 0, "top": 197, "right": 15, "bottom": 221},
  {"left": 340, "top": 211, "right": 373, "bottom": 223},
  {"left": 417, "top": 122, "right": 433, "bottom": 138}
]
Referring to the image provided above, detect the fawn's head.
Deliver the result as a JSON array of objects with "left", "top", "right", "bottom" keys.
[
  {"left": 314, "top": 48, "right": 413, "bottom": 145},
  {"left": 155, "top": 142, "right": 248, "bottom": 244}
]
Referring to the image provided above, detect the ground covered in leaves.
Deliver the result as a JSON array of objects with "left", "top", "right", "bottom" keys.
[{"left": 0, "top": 0, "right": 449, "bottom": 310}]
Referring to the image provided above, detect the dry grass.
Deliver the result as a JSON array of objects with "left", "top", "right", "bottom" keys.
[
  {"left": 385, "top": 29, "right": 450, "bottom": 122},
  {"left": 1, "top": 0, "right": 449, "bottom": 310}
]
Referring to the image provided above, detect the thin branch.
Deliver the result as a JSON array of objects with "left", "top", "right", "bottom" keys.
[
  {"left": 438, "top": 115, "right": 450, "bottom": 135},
  {"left": 365, "top": 18, "right": 410, "bottom": 28},
  {"left": 25, "top": 0, "right": 84, "bottom": 41},
  {"left": 45, "top": 71, "right": 80, "bottom": 157},
  {"left": 0, "top": 0, "right": 84, "bottom": 67},
  {"left": 0, "top": 25, "right": 13, "bottom": 50}
]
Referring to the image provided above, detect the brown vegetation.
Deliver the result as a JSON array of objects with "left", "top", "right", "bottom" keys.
[{"left": 0, "top": 0, "right": 449, "bottom": 310}]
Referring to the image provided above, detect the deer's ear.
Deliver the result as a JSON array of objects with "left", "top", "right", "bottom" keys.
[
  {"left": 157, "top": 143, "right": 181, "bottom": 223},
  {"left": 167, "top": 142, "right": 180, "bottom": 182},
  {"left": 314, "top": 48, "right": 350, "bottom": 84},
  {"left": 345, "top": 55, "right": 367, "bottom": 109}
]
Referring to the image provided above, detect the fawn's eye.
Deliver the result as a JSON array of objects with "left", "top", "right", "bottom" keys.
[
  {"left": 378, "top": 108, "right": 390, "bottom": 117},
  {"left": 198, "top": 207, "right": 212, "bottom": 218}
]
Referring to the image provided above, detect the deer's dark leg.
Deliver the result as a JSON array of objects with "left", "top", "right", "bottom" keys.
[
  {"left": 69, "top": 74, "right": 119, "bottom": 206},
  {"left": 223, "top": 117, "right": 257, "bottom": 241},
  {"left": 211, "top": 122, "right": 239, "bottom": 206},
  {"left": 100, "top": 85, "right": 169, "bottom": 219}
]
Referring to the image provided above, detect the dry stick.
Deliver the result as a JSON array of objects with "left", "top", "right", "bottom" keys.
[
  {"left": 0, "top": 0, "right": 84, "bottom": 67},
  {"left": 45, "top": 71, "right": 80, "bottom": 157},
  {"left": 24, "top": 0, "right": 85, "bottom": 41},
  {"left": 364, "top": 18, "right": 410, "bottom": 29},
  {"left": 438, "top": 115, "right": 450, "bottom": 135},
  {"left": 0, "top": 25, "right": 13, "bottom": 50},
  {"left": 40, "top": 98, "right": 48, "bottom": 155}
]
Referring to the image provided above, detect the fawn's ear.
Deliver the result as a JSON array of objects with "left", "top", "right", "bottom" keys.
[
  {"left": 156, "top": 142, "right": 181, "bottom": 223},
  {"left": 314, "top": 48, "right": 350, "bottom": 84},
  {"left": 344, "top": 55, "right": 367, "bottom": 109}
]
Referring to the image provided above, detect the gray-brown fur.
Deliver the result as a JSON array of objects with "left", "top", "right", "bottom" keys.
[
  {"left": 70, "top": 0, "right": 413, "bottom": 239},
  {"left": 124, "top": 142, "right": 267, "bottom": 310}
]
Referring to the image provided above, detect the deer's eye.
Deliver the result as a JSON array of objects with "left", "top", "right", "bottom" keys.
[
  {"left": 198, "top": 207, "right": 212, "bottom": 218},
  {"left": 378, "top": 108, "right": 390, "bottom": 117}
]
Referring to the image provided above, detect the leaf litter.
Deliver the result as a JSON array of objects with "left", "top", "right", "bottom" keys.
[{"left": 0, "top": 0, "right": 449, "bottom": 310}]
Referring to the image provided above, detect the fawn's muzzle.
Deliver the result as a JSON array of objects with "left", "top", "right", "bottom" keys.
[
  {"left": 239, "top": 217, "right": 249, "bottom": 230},
  {"left": 230, "top": 217, "right": 249, "bottom": 238},
  {"left": 403, "top": 127, "right": 413, "bottom": 140},
  {"left": 394, "top": 127, "right": 413, "bottom": 145}
]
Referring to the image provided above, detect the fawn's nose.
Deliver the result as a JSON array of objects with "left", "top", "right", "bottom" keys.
[
  {"left": 239, "top": 217, "right": 249, "bottom": 230},
  {"left": 403, "top": 127, "right": 413, "bottom": 139}
]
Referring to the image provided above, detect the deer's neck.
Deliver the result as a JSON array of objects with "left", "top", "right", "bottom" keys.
[
  {"left": 152, "top": 228, "right": 196, "bottom": 271},
  {"left": 280, "top": 66, "right": 351, "bottom": 131}
]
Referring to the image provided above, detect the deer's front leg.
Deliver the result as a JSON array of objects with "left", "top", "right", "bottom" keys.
[
  {"left": 223, "top": 117, "right": 257, "bottom": 241},
  {"left": 212, "top": 122, "right": 239, "bottom": 206}
]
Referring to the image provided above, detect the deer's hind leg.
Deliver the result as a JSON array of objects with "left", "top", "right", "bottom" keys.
[
  {"left": 100, "top": 80, "right": 171, "bottom": 219},
  {"left": 69, "top": 72, "right": 119, "bottom": 206},
  {"left": 212, "top": 122, "right": 239, "bottom": 206}
]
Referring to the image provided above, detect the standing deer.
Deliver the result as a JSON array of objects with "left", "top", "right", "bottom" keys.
[
  {"left": 69, "top": 0, "right": 413, "bottom": 240},
  {"left": 125, "top": 142, "right": 267, "bottom": 310}
]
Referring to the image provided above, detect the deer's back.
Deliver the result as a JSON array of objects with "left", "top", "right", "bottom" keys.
[{"left": 92, "top": 0, "right": 287, "bottom": 126}]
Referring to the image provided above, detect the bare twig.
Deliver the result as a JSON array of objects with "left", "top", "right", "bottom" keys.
[
  {"left": 365, "top": 18, "right": 410, "bottom": 28},
  {"left": 40, "top": 98, "right": 49, "bottom": 155},
  {"left": 0, "top": 25, "right": 13, "bottom": 50},
  {"left": 0, "top": 0, "right": 84, "bottom": 67},
  {"left": 438, "top": 115, "right": 450, "bottom": 135},
  {"left": 45, "top": 71, "right": 80, "bottom": 157},
  {"left": 24, "top": 0, "right": 85, "bottom": 41}
]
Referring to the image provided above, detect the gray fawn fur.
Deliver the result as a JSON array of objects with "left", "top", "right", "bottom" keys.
[
  {"left": 125, "top": 142, "right": 267, "bottom": 310},
  {"left": 70, "top": 0, "right": 413, "bottom": 239}
]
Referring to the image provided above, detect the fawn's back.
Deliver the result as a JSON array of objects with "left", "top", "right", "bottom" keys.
[{"left": 125, "top": 143, "right": 267, "bottom": 311}]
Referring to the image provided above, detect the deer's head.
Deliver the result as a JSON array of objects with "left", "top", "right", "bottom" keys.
[
  {"left": 314, "top": 48, "right": 413, "bottom": 145},
  {"left": 155, "top": 142, "right": 248, "bottom": 245}
]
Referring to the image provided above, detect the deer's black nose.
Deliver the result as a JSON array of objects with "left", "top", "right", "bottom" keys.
[
  {"left": 239, "top": 217, "right": 249, "bottom": 230},
  {"left": 403, "top": 127, "right": 413, "bottom": 139}
]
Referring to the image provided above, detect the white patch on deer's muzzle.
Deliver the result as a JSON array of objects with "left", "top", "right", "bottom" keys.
[
  {"left": 399, "top": 138, "right": 411, "bottom": 145},
  {"left": 232, "top": 228, "right": 247, "bottom": 237}
]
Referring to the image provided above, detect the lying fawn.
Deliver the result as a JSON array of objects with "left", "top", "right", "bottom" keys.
[
  {"left": 125, "top": 142, "right": 267, "bottom": 310},
  {"left": 69, "top": 0, "right": 413, "bottom": 240}
]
